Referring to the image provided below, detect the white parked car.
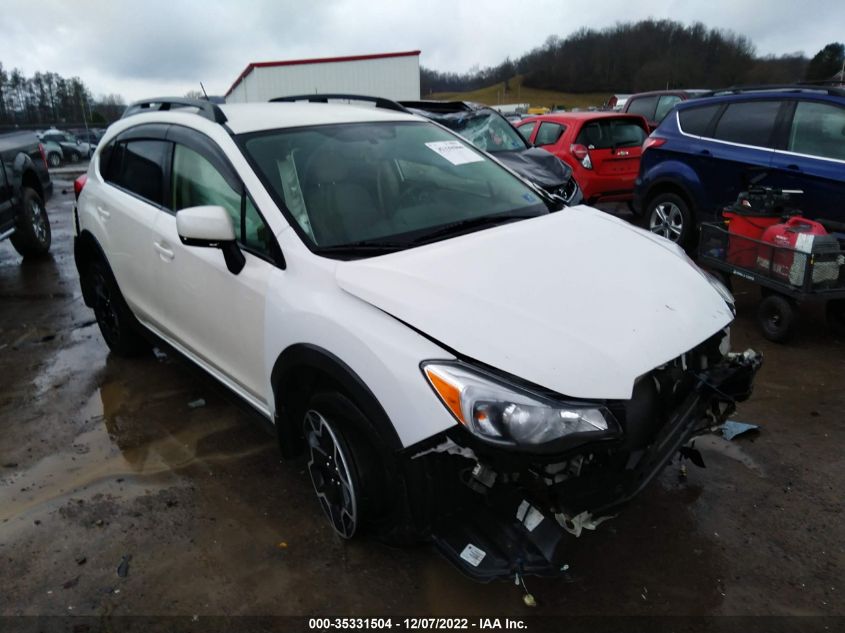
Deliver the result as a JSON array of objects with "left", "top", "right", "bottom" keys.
[{"left": 73, "top": 97, "right": 761, "bottom": 581}]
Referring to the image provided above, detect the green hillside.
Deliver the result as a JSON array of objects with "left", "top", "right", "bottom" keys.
[{"left": 429, "top": 76, "right": 610, "bottom": 110}]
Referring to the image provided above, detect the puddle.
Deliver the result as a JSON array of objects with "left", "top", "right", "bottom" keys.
[
  {"left": 0, "top": 381, "right": 269, "bottom": 525},
  {"left": 32, "top": 324, "right": 104, "bottom": 397}
]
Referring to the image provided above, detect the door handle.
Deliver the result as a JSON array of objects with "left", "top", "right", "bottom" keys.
[
  {"left": 96, "top": 205, "right": 110, "bottom": 219},
  {"left": 786, "top": 164, "right": 801, "bottom": 171},
  {"left": 699, "top": 149, "right": 711, "bottom": 156},
  {"left": 154, "top": 241, "right": 175, "bottom": 261}
]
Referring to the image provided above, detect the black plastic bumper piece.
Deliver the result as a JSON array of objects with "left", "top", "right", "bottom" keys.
[{"left": 431, "top": 350, "right": 763, "bottom": 582}]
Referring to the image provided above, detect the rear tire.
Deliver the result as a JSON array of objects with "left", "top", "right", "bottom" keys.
[
  {"left": 87, "top": 260, "right": 149, "bottom": 356},
  {"left": 757, "top": 294, "right": 795, "bottom": 343},
  {"left": 47, "top": 152, "right": 62, "bottom": 168},
  {"left": 643, "top": 192, "right": 693, "bottom": 247},
  {"left": 69, "top": 150, "right": 80, "bottom": 163},
  {"left": 10, "top": 187, "right": 51, "bottom": 258}
]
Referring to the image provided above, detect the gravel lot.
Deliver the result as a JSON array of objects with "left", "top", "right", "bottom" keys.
[{"left": 0, "top": 184, "right": 843, "bottom": 624}]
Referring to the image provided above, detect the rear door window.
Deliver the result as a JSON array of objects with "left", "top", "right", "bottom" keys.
[
  {"left": 627, "top": 96, "right": 659, "bottom": 121},
  {"left": 106, "top": 140, "right": 168, "bottom": 205},
  {"left": 534, "top": 122, "right": 565, "bottom": 146},
  {"left": 678, "top": 105, "right": 721, "bottom": 136},
  {"left": 788, "top": 100, "right": 845, "bottom": 160},
  {"left": 713, "top": 101, "right": 781, "bottom": 148}
]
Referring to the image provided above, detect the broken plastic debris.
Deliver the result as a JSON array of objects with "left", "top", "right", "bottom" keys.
[
  {"left": 721, "top": 420, "right": 760, "bottom": 441},
  {"left": 188, "top": 398, "right": 206, "bottom": 409},
  {"left": 152, "top": 347, "right": 168, "bottom": 361},
  {"left": 555, "top": 510, "right": 615, "bottom": 537},
  {"left": 117, "top": 554, "right": 131, "bottom": 578}
]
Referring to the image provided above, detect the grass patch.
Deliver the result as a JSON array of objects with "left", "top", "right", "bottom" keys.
[{"left": 429, "top": 76, "right": 610, "bottom": 110}]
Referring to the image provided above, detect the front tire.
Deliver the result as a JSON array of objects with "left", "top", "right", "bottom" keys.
[
  {"left": 644, "top": 192, "right": 693, "bottom": 247},
  {"left": 87, "top": 260, "right": 148, "bottom": 356},
  {"left": 47, "top": 152, "right": 62, "bottom": 168},
  {"left": 10, "top": 187, "right": 51, "bottom": 258},
  {"left": 303, "top": 393, "right": 382, "bottom": 539},
  {"left": 69, "top": 150, "right": 80, "bottom": 163}
]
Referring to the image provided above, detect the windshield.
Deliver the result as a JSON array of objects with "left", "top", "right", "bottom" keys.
[
  {"left": 424, "top": 110, "right": 527, "bottom": 153},
  {"left": 242, "top": 121, "right": 547, "bottom": 253}
]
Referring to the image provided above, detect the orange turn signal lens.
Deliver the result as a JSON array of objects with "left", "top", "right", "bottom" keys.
[{"left": 424, "top": 366, "right": 465, "bottom": 424}]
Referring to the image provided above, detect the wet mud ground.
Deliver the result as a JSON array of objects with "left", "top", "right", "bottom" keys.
[{"left": 0, "top": 184, "right": 843, "bottom": 618}]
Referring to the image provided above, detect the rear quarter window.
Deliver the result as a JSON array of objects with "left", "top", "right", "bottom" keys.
[{"left": 678, "top": 105, "right": 721, "bottom": 136}]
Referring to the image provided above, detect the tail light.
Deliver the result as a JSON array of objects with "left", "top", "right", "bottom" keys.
[
  {"left": 38, "top": 143, "right": 48, "bottom": 170},
  {"left": 642, "top": 137, "right": 667, "bottom": 153},
  {"left": 73, "top": 174, "right": 88, "bottom": 201},
  {"left": 570, "top": 144, "right": 592, "bottom": 170}
]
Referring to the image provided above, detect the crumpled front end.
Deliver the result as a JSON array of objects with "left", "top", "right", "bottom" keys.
[{"left": 410, "top": 330, "right": 762, "bottom": 581}]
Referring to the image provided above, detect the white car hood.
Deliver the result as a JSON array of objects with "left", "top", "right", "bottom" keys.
[{"left": 335, "top": 205, "right": 733, "bottom": 400}]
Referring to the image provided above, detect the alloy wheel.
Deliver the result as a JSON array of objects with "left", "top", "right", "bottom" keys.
[
  {"left": 29, "top": 199, "right": 49, "bottom": 246},
  {"left": 304, "top": 410, "right": 358, "bottom": 539},
  {"left": 649, "top": 202, "right": 684, "bottom": 241}
]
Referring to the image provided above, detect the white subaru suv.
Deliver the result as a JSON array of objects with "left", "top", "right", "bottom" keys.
[{"left": 73, "top": 97, "right": 761, "bottom": 581}]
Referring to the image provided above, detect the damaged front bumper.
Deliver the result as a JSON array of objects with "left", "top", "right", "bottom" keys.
[{"left": 415, "top": 347, "right": 763, "bottom": 581}]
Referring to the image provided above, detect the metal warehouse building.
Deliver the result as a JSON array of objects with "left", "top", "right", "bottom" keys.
[{"left": 225, "top": 50, "right": 421, "bottom": 103}]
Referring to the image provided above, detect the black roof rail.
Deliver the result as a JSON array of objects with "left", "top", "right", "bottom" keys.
[
  {"left": 269, "top": 93, "right": 410, "bottom": 114},
  {"left": 122, "top": 97, "right": 228, "bottom": 124},
  {"left": 398, "top": 100, "right": 475, "bottom": 113},
  {"left": 702, "top": 84, "right": 845, "bottom": 98}
]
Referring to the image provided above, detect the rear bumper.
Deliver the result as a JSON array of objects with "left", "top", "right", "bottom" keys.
[{"left": 427, "top": 348, "right": 762, "bottom": 581}]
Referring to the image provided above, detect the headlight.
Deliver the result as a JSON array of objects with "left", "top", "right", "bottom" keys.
[
  {"left": 422, "top": 362, "right": 619, "bottom": 448},
  {"left": 704, "top": 271, "right": 735, "bottom": 311}
]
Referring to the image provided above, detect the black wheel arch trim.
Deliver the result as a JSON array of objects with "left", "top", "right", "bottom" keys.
[
  {"left": 270, "top": 343, "right": 404, "bottom": 458},
  {"left": 74, "top": 230, "right": 115, "bottom": 308},
  {"left": 642, "top": 178, "right": 696, "bottom": 212}
]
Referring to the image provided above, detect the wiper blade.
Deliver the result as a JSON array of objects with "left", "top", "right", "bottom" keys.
[
  {"left": 313, "top": 240, "right": 406, "bottom": 255},
  {"left": 408, "top": 213, "right": 538, "bottom": 245}
]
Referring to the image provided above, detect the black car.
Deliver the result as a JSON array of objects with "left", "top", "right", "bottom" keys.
[
  {"left": 0, "top": 131, "right": 53, "bottom": 257},
  {"left": 400, "top": 100, "right": 582, "bottom": 204}
]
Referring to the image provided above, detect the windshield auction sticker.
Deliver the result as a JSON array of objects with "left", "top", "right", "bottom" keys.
[{"left": 425, "top": 140, "right": 484, "bottom": 166}]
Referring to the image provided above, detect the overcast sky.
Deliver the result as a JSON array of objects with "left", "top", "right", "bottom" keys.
[{"left": 2, "top": 0, "right": 843, "bottom": 102}]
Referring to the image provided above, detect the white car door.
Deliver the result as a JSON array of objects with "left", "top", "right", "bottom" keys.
[
  {"left": 96, "top": 134, "right": 170, "bottom": 322},
  {"left": 148, "top": 137, "right": 279, "bottom": 410}
]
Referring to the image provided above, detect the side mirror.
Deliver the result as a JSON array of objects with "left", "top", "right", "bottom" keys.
[{"left": 176, "top": 205, "right": 245, "bottom": 275}]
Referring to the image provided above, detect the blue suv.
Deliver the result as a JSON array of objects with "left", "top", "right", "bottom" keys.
[{"left": 633, "top": 85, "right": 845, "bottom": 247}]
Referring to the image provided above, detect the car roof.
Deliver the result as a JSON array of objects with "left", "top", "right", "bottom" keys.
[
  {"left": 674, "top": 88, "right": 845, "bottom": 110},
  {"left": 219, "top": 102, "right": 420, "bottom": 134},
  {"left": 121, "top": 101, "right": 422, "bottom": 135}
]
